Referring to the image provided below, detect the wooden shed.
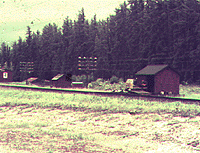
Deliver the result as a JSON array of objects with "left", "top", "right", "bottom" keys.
[
  {"left": 0, "top": 69, "right": 12, "bottom": 82},
  {"left": 51, "top": 74, "right": 71, "bottom": 88},
  {"left": 135, "top": 65, "right": 180, "bottom": 94}
]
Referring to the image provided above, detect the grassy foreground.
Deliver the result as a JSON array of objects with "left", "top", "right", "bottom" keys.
[
  {"left": 0, "top": 86, "right": 200, "bottom": 116},
  {"left": 0, "top": 87, "right": 200, "bottom": 152}
]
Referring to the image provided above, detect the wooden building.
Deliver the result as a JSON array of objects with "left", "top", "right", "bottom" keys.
[
  {"left": 0, "top": 69, "right": 12, "bottom": 82},
  {"left": 135, "top": 65, "right": 180, "bottom": 94},
  {"left": 51, "top": 74, "right": 71, "bottom": 88}
]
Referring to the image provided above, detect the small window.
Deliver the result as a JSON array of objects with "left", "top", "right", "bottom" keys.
[{"left": 3, "top": 72, "right": 8, "bottom": 79}]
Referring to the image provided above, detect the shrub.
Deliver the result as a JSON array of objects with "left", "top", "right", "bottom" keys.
[
  {"left": 104, "top": 84, "right": 112, "bottom": 90},
  {"left": 96, "top": 78, "right": 104, "bottom": 86},
  {"left": 118, "top": 78, "right": 124, "bottom": 83},
  {"left": 87, "top": 77, "right": 126, "bottom": 91},
  {"left": 88, "top": 74, "right": 95, "bottom": 83},
  {"left": 110, "top": 76, "right": 119, "bottom": 84},
  {"left": 181, "top": 81, "right": 188, "bottom": 85},
  {"left": 88, "top": 83, "right": 93, "bottom": 88},
  {"left": 72, "top": 74, "right": 94, "bottom": 83},
  {"left": 72, "top": 75, "right": 77, "bottom": 82},
  {"left": 80, "top": 75, "right": 87, "bottom": 83},
  {"left": 72, "top": 75, "right": 87, "bottom": 82},
  {"left": 96, "top": 78, "right": 104, "bottom": 83}
]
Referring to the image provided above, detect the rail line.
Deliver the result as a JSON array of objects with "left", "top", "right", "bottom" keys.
[{"left": 0, "top": 84, "right": 200, "bottom": 105}]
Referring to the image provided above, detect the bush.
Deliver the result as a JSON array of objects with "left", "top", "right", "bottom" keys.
[
  {"left": 96, "top": 78, "right": 104, "bottom": 85},
  {"left": 72, "top": 74, "right": 94, "bottom": 83},
  {"left": 110, "top": 76, "right": 119, "bottom": 84},
  {"left": 88, "top": 74, "right": 95, "bottom": 83},
  {"left": 72, "top": 75, "right": 77, "bottom": 82},
  {"left": 181, "top": 81, "right": 188, "bottom": 85},
  {"left": 80, "top": 75, "right": 87, "bottom": 83},
  {"left": 88, "top": 78, "right": 104, "bottom": 89},
  {"left": 118, "top": 78, "right": 124, "bottom": 83},
  {"left": 104, "top": 84, "right": 112, "bottom": 90},
  {"left": 87, "top": 77, "right": 126, "bottom": 91},
  {"left": 72, "top": 75, "right": 87, "bottom": 82},
  {"left": 88, "top": 83, "right": 93, "bottom": 88},
  {"left": 96, "top": 78, "right": 104, "bottom": 82}
]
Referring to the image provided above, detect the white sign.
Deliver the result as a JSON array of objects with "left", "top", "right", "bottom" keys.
[{"left": 3, "top": 72, "right": 8, "bottom": 79}]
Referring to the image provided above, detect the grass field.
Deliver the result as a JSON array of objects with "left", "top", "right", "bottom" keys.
[
  {"left": 179, "top": 84, "right": 200, "bottom": 99},
  {"left": 0, "top": 85, "right": 200, "bottom": 152}
]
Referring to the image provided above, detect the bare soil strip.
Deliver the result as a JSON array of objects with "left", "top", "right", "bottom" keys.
[{"left": 0, "top": 106, "right": 200, "bottom": 152}]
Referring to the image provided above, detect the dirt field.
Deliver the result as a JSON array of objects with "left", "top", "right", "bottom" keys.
[{"left": 0, "top": 106, "right": 200, "bottom": 153}]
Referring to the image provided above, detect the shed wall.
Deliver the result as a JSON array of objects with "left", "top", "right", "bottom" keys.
[
  {"left": 72, "top": 84, "right": 83, "bottom": 88},
  {"left": 136, "top": 75, "right": 147, "bottom": 86},
  {"left": 155, "top": 69, "right": 179, "bottom": 94},
  {"left": 52, "top": 76, "right": 71, "bottom": 88}
]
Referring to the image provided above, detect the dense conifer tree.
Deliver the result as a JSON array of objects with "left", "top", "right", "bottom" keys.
[{"left": 5, "top": 0, "right": 200, "bottom": 82}]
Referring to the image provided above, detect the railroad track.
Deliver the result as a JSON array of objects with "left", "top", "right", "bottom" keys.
[{"left": 0, "top": 84, "right": 200, "bottom": 104}]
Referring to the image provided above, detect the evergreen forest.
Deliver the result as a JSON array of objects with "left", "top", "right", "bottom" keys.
[{"left": 1, "top": 0, "right": 200, "bottom": 83}]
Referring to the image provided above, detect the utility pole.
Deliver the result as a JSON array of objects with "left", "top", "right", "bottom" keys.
[{"left": 78, "top": 57, "right": 97, "bottom": 87}]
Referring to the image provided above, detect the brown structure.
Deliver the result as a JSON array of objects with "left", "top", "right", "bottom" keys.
[
  {"left": 0, "top": 69, "right": 12, "bottom": 82},
  {"left": 135, "top": 65, "right": 180, "bottom": 94},
  {"left": 51, "top": 74, "right": 71, "bottom": 88},
  {"left": 25, "top": 77, "right": 38, "bottom": 84}
]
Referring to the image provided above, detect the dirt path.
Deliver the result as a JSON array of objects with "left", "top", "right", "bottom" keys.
[{"left": 0, "top": 106, "right": 199, "bottom": 152}]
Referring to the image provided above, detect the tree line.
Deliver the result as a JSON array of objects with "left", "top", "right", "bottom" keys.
[{"left": 0, "top": 0, "right": 200, "bottom": 83}]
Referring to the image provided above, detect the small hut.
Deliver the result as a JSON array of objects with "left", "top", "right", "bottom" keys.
[
  {"left": 51, "top": 74, "right": 71, "bottom": 88},
  {"left": 135, "top": 65, "right": 180, "bottom": 94},
  {"left": 0, "top": 69, "right": 12, "bottom": 82}
]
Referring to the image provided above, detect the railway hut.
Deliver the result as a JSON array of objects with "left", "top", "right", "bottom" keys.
[
  {"left": 51, "top": 74, "right": 72, "bottom": 88},
  {"left": 0, "top": 69, "right": 12, "bottom": 82},
  {"left": 135, "top": 65, "right": 180, "bottom": 94}
]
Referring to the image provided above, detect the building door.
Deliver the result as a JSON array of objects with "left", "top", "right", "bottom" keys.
[{"left": 147, "top": 75, "right": 154, "bottom": 92}]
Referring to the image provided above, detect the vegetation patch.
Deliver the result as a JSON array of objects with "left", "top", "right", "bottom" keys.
[{"left": 0, "top": 87, "right": 200, "bottom": 152}]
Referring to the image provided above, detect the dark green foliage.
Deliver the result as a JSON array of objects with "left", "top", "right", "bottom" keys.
[
  {"left": 110, "top": 76, "right": 119, "bottom": 84},
  {"left": 2, "top": 0, "right": 200, "bottom": 83}
]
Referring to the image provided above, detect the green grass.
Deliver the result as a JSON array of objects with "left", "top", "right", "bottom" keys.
[
  {"left": 179, "top": 84, "right": 200, "bottom": 99},
  {"left": 0, "top": 86, "right": 200, "bottom": 117},
  {"left": 1, "top": 86, "right": 200, "bottom": 152}
]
